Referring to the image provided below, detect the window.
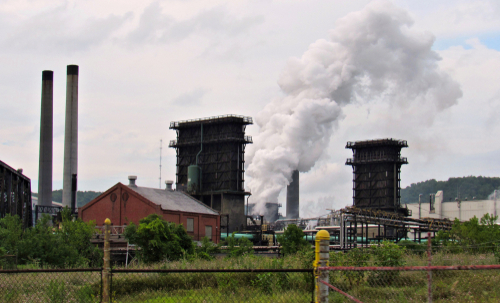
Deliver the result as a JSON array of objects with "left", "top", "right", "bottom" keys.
[
  {"left": 187, "top": 218, "right": 194, "bottom": 232},
  {"left": 205, "top": 225, "right": 212, "bottom": 241}
]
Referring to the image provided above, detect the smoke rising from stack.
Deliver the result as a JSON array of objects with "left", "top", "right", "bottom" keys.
[
  {"left": 62, "top": 65, "right": 79, "bottom": 208},
  {"left": 247, "top": 1, "right": 462, "bottom": 214},
  {"left": 38, "top": 70, "right": 53, "bottom": 206}
]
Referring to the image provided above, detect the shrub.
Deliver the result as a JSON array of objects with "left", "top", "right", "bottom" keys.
[
  {"left": 225, "top": 233, "right": 254, "bottom": 257},
  {"left": 277, "top": 224, "right": 309, "bottom": 255},
  {"left": 124, "top": 214, "right": 194, "bottom": 263},
  {"left": 368, "top": 241, "right": 405, "bottom": 285},
  {"left": 196, "top": 236, "right": 220, "bottom": 260}
]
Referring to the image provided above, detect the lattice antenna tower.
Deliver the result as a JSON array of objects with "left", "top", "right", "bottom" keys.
[{"left": 159, "top": 139, "right": 162, "bottom": 189}]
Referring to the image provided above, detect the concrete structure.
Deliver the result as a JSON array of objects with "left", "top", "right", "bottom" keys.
[
  {"left": 38, "top": 70, "right": 53, "bottom": 206},
  {"left": 286, "top": 170, "right": 300, "bottom": 219},
  {"left": 79, "top": 176, "right": 221, "bottom": 243},
  {"left": 62, "top": 65, "right": 79, "bottom": 208},
  {"left": 405, "top": 190, "right": 500, "bottom": 223},
  {"left": 169, "top": 115, "right": 252, "bottom": 232}
]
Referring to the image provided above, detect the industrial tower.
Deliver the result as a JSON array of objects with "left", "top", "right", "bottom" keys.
[
  {"left": 169, "top": 115, "right": 253, "bottom": 232},
  {"left": 345, "top": 139, "right": 409, "bottom": 215}
]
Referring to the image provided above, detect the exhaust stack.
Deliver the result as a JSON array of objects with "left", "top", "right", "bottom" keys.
[
  {"left": 62, "top": 65, "right": 79, "bottom": 209},
  {"left": 286, "top": 170, "right": 299, "bottom": 219},
  {"left": 38, "top": 70, "right": 53, "bottom": 206}
]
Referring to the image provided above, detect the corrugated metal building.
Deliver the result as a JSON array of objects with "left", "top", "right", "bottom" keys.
[
  {"left": 404, "top": 190, "right": 499, "bottom": 222},
  {"left": 79, "top": 176, "right": 221, "bottom": 243}
]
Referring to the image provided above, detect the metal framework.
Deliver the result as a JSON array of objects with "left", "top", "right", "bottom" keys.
[
  {"left": 346, "top": 139, "right": 408, "bottom": 215},
  {"left": 169, "top": 115, "right": 252, "bottom": 193},
  {"left": 0, "top": 160, "right": 32, "bottom": 228},
  {"left": 324, "top": 207, "right": 453, "bottom": 250}
]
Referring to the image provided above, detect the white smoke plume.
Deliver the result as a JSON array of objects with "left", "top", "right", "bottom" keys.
[{"left": 246, "top": 1, "right": 462, "bottom": 213}]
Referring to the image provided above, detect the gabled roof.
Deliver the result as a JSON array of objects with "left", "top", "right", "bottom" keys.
[{"left": 127, "top": 185, "right": 219, "bottom": 216}]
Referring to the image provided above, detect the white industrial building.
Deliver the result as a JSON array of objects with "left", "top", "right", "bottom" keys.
[{"left": 404, "top": 190, "right": 499, "bottom": 223}]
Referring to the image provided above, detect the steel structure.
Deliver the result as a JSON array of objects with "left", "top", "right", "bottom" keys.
[
  {"left": 0, "top": 160, "right": 33, "bottom": 228},
  {"left": 319, "top": 207, "right": 452, "bottom": 250},
  {"left": 169, "top": 115, "right": 252, "bottom": 232},
  {"left": 346, "top": 138, "right": 409, "bottom": 215}
]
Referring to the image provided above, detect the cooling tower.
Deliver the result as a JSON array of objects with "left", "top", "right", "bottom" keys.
[
  {"left": 62, "top": 65, "right": 79, "bottom": 208},
  {"left": 286, "top": 170, "right": 299, "bottom": 219},
  {"left": 38, "top": 70, "right": 53, "bottom": 206}
]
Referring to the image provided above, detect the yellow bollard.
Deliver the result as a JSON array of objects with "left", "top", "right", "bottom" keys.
[
  {"left": 102, "top": 218, "right": 111, "bottom": 303},
  {"left": 314, "top": 230, "right": 330, "bottom": 303}
]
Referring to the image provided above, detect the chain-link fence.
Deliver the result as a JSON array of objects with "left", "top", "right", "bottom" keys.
[
  {"left": 318, "top": 265, "right": 500, "bottom": 303},
  {"left": 110, "top": 268, "right": 314, "bottom": 303},
  {"left": 0, "top": 268, "right": 102, "bottom": 303}
]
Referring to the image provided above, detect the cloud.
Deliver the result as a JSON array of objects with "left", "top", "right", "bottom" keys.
[
  {"left": 172, "top": 88, "right": 209, "bottom": 106},
  {"left": 0, "top": 5, "right": 132, "bottom": 54},
  {"left": 125, "top": 2, "right": 264, "bottom": 46}
]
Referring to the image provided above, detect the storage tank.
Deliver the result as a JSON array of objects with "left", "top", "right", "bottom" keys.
[{"left": 187, "top": 165, "right": 200, "bottom": 194}]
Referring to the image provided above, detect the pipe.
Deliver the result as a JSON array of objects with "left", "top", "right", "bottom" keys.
[{"left": 196, "top": 124, "right": 203, "bottom": 192}]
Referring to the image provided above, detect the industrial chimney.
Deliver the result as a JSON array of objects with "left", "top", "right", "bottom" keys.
[
  {"left": 62, "top": 65, "right": 79, "bottom": 208},
  {"left": 38, "top": 70, "right": 53, "bottom": 206},
  {"left": 286, "top": 170, "right": 299, "bottom": 219}
]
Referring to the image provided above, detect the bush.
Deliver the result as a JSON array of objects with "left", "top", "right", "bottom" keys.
[
  {"left": 368, "top": 241, "right": 405, "bottom": 285},
  {"left": 225, "top": 233, "right": 254, "bottom": 257},
  {"left": 124, "top": 214, "right": 194, "bottom": 263},
  {"left": 0, "top": 208, "right": 102, "bottom": 267},
  {"left": 277, "top": 224, "right": 309, "bottom": 255},
  {"left": 196, "top": 236, "right": 220, "bottom": 260}
]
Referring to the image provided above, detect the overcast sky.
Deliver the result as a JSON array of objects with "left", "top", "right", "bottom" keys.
[{"left": 1, "top": 0, "right": 499, "bottom": 217}]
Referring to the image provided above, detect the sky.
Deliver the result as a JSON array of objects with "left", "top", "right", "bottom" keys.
[{"left": 1, "top": 0, "right": 499, "bottom": 217}]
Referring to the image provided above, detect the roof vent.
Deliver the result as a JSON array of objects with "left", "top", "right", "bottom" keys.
[
  {"left": 128, "top": 175, "right": 137, "bottom": 187},
  {"left": 165, "top": 180, "right": 173, "bottom": 191},
  {"left": 17, "top": 168, "right": 23, "bottom": 174}
]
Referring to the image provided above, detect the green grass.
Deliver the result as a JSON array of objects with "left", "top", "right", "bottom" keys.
[{"left": 2, "top": 251, "right": 500, "bottom": 302}]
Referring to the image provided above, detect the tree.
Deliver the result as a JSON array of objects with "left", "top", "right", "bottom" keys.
[
  {"left": 277, "top": 224, "right": 310, "bottom": 255},
  {"left": 124, "top": 214, "right": 194, "bottom": 263},
  {"left": 436, "top": 213, "right": 500, "bottom": 253}
]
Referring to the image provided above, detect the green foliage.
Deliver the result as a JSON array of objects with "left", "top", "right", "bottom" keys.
[
  {"left": 47, "top": 281, "right": 66, "bottom": 303},
  {"left": 124, "top": 214, "right": 195, "bottom": 263},
  {"left": 252, "top": 272, "right": 273, "bottom": 294},
  {"left": 196, "top": 237, "right": 220, "bottom": 260},
  {"left": 397, "top": 240, "right": 427, "bottom": 255},
  {"left": 401, "top": 176, "right": 500, "bottom": 203},
  {"left": 0, "top": 208, "right": 102, "bottom": 267},
  {"left": 436, "top": 213, "right": 500, "bottom": 253},
  {"left": 369, "top": 241, "right": 406, "bottom": 285},
  {"left": 225, "top": 233, "right": 254, "bottom": 258},
  {"left": 0, "top": 214, "right": 23, "bottom": 255},
  {"left": 329, "top": 249, "right": 369, "bottom": 286},
  {"left": 277, "top": 224, "right": 309, "bottom": 255}
]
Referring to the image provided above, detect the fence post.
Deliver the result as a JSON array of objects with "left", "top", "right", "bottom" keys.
[
  {"left": 315, "top": 230, "right": 330, "bottom": 303},
  {"left": 427, "top": 232, "right": 432, "bottom": 303},
  {"left": 102, "top": 218, "right": 111, "bottom": 303}
]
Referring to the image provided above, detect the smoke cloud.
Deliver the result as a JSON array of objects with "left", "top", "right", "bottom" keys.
[{"left": 246, "top": 1, "right": 462, "bottom": 213}]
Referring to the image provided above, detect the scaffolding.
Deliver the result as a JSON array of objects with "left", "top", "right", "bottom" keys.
[{"left": 0, "top": 160, "right": 32, "bottom": 228}]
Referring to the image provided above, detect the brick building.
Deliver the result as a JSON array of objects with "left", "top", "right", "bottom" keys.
[{"left": 79, "top": 176, "right": 221, "bottom": 243}]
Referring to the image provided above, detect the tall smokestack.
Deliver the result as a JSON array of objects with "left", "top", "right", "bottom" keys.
[
  {"left": 286, "top": 170, "right": 299, "bottom": 219},
  {"left": 38, "top": 70, "right": 53, "bottom": 206},
  {"left": 62, "top": 65, "right": 79, "bottom": 208}
]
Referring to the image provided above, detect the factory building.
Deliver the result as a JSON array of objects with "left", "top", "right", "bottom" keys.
[
  {"left": 346, "top": 138, "right": 410, "bottom": 215},
  {"left": 79, "top": 176, "right": 221, "bottom": 243},
  {"left": 0, "top": 160, "right": 33, "bottom": 228},
  {"left": 404, "top": 190, "right": 500, "bottom": 223},
  {"left": 169, "top": 115, "right": 252, "bottom": 232}
]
